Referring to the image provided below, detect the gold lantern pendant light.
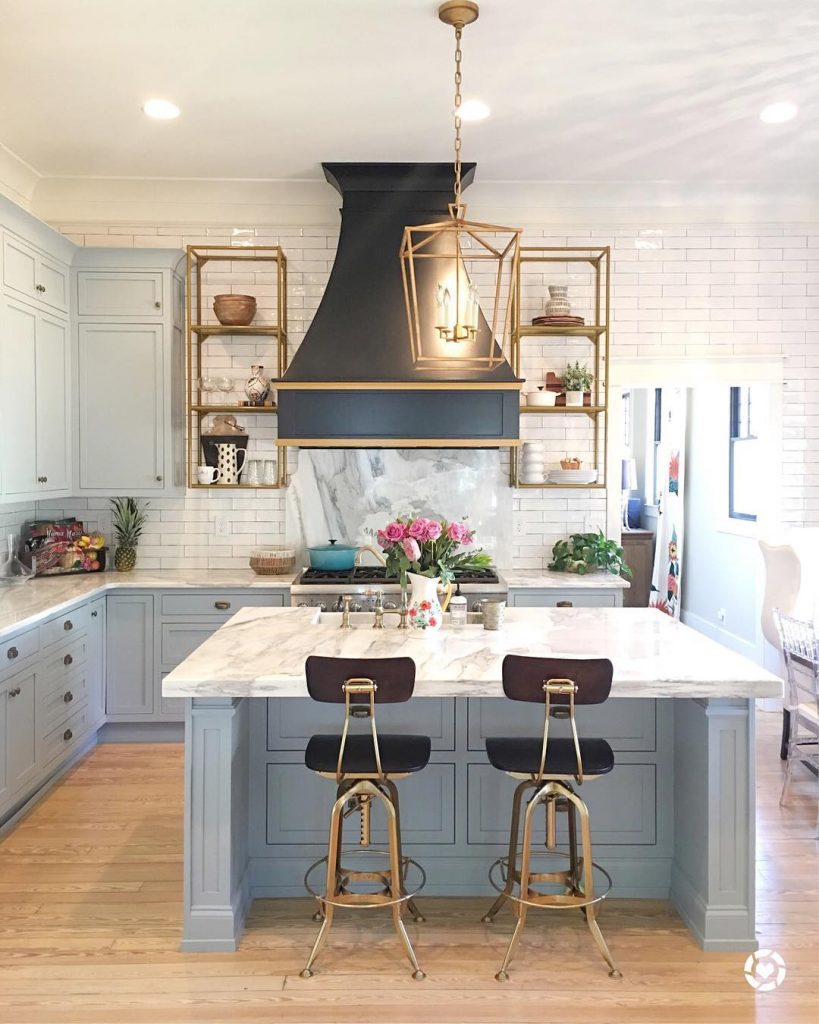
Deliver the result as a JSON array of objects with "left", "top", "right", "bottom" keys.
[{"left": 400, "top": 1, "right": 521, "bottom": 371}]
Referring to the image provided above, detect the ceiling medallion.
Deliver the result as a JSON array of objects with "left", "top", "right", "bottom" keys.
[{"left": 400, "top": 1, "right": 521, "bottom": 371}]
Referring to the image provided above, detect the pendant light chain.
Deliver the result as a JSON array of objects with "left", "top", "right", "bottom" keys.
[{"left": 453, "top": 24, "right": 463, "bottom": 212}]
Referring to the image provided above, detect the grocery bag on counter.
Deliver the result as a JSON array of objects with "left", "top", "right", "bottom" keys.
[{"left": 20, "top": 519, "right": 106, "bottom": 576}]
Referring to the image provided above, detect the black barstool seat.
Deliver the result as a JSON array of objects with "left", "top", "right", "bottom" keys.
[
  {"left": 305, "top": 733, "right": 431, "bottom": 775},
  {"left": 486, "top": 736, "right": 614, "bottom": 777}
]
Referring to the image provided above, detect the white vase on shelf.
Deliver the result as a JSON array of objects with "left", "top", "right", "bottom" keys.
[{"left": 544, "top": 285, "right": 571, "bottom": 317}]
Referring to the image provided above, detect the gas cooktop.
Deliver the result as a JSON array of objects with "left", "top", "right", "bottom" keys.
[{"left": 297, "top": 566, "right": 500, "bottom": 586}]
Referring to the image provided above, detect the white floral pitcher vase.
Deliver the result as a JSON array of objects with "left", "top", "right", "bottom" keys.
[{"left": 405, "top": 572, "right": 453, "bottom": 632}]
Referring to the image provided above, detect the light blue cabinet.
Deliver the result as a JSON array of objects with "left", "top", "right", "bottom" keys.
[
  {"left": 105, "top": 595, "right": 155, "bottom": 717},
  {"left": 508, "top": 587, "right": 621, "bottom": 608}
]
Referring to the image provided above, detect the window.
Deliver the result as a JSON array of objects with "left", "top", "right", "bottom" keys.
[
  {"left": 652, "top": 388, "right": 663, "bottom": 505},
  {"left": 729, "top": 386, "right": 758, "bottom": 521}
]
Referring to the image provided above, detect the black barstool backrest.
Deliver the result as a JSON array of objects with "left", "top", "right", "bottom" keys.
[
  {"left": 306, "top": 656, "right": 416, "bottom": 704},
  {"left": 502, "top": 655, "right": 613, "bottom": 706}
]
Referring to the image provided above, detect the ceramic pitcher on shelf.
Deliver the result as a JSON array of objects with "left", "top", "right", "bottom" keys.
[
  {"left": 406, "top": 572, "right": 453, "bottom": 633},
  {"left": 215, "top": 442, "right": 247, "bottom": 485}
]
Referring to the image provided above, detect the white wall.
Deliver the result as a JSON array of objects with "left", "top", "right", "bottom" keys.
[
  {"left": 680, "top": 386, "right": 766, "bottom": 660},
  {"left": 20, "top": 193, "right": 818, "bottom": 570}
]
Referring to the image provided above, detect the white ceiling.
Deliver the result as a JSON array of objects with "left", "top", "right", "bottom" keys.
[{"left": 1, "top": 0, "right": 817, "bottom": 184}]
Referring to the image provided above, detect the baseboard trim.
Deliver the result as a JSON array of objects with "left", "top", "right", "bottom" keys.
[
  {"left": 98, "top": 721, "right": 183, "bottom": 743},
  {"left": 180, "top": 863, "right": 252, "bottom": 953},
  {"left": 670, "top": 862, "right": 757, "bottom": 952}
]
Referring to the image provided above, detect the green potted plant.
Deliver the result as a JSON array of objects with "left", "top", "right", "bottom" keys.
[
  {"left": 563, "top": 361, "right": 594, "bottom": 407},
  {"left": 110, "top": 497, "right": 149, "bottom": 572},
  {"left": 548, "top": 530, "right": 632, "bottom": 577}
]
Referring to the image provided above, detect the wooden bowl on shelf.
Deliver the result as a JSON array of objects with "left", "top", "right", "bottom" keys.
[{"left": 213, "top": 294, "right": 257, "bottom": 326}]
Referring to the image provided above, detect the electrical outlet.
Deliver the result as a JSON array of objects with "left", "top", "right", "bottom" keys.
[
  {"left": 717, "top": 608, "right": 726, "bottom": 624},
  {"left": 214, "top": 515, "right": 231, "bottom": 539},
  {"left": 513, "top": 520, "right": 526, "bottom": 538}
]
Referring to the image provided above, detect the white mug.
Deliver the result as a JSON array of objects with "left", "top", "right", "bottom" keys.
[{"left": 197, "top": 464, "right": 220, "bottom": 485}]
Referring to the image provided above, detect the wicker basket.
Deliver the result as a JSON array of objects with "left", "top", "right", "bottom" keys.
[{"left": 249, "top": 546, "right": 296, "bottom": 575}]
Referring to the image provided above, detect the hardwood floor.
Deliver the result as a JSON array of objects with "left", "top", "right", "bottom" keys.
[{"left": 0, "top": 713, "right": 816, "bottom": 1024}]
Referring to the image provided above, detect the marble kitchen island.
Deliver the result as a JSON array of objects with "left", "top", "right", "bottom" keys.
[{"left": 163, "top": 606, "right": 781, "bottom": 955}]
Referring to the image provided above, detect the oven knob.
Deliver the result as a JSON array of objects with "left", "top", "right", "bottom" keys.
[
  {"left": 297, "top": 601, "right": 309, "bottom": 608},
  {"left": 384, "top": 601, "right": 398, "bottom": 610},
  {"left": 471, "top": 601, "right": 484, "bottom": 613},
  {"left": 332, "top": 596, "right": 344, "bottom": 612},
  {"left": 316, "top": 602, "right": 327, "bottom": 612},
  {"left": 351, "top": 602, "right": 362, "bottom": 612}
]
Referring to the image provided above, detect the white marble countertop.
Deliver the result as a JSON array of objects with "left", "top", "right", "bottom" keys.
[
  {"left": 501, "top": 569, "right": 629, "bottom": 590},
  {"left": 0, "top": 567, "right": 630, "bottom": 642},
  {"left": 163, "top": 605, "right": 782, "bottom": 700},
  {"left": 0, "top": 569, "right": 296, "bottom": 641}
]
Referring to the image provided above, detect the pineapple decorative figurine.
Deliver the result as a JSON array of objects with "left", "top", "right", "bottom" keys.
[{"left": 110, "top": 497, "right": 149, "bottom": 572}]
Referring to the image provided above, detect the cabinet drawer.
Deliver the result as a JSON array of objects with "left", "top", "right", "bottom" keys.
[
  {"left": 3, "top": 232, "right": 69, "bottom": 314},
  {"left": 40, "top": 704, "right": 91, "bottom": 767},
  {"left": 41, "top": 604, "right": 91, "bottom": 648},
  {"left": 467, "top": 762, "right": 657, "bottom": 846},
  {"left": 265, "top": 761, "right": 456, "bottom": 846},
  {"left": 40, "top": 670, "right": 88, "bottom": 736},
  {"left": 77, "top": 270, "right": 164, "bottom": 318},
  {"left": 509, "top": 590, "right": 617, "bottom": 608},
  {"left": 267, "top": 697, "right": 455, "bottom": 752},
  {"left": 160, "top": 592, "right": 285, "bottom": 618},
  {"left": 160, "top": 621, "right": 221, "bottom": 670},
  {"left": 0, "top": 627, "right": 39, "bottom": 676},
  {"left": 466, "top": 697, "right": 656, "bottom": 752},
  {"left": 39, "top": 635, "right": 89, "bottom": 683}
]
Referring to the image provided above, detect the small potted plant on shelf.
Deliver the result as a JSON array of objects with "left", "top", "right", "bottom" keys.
[
  {"left": 563, "top": 361, "right": 594, "bottom": 406},
  {"left": 110, "top": 497, "right": 149, "bottom": 572}
]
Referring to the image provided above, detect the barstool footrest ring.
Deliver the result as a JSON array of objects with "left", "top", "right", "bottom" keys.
[
  {"left": 488, "top": 854, "right": 612, "bottom": 911},
  {"left": 304, "top": 848, "right": 426, "bottom": 911}
]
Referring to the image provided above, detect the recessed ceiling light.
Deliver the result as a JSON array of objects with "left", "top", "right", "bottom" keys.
[
  {"left": 142, "top": 99, "right": 181, "bottom": 120},
  {"left": 760, "top": 101, "right": 797, "bottom": 124},
  {"left": 457, "top": 99, "right": 490, "bottom": 122}
]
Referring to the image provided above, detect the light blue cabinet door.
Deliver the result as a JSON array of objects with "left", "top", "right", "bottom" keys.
[
  {"left": 264, "top": 761, "right": 456, "bottom": 846},
  {"left": 106, "top": 595, "right": 155, "bottom": 716},
  {"left": 467, "top": 762, "right": 657, "bottom": 846},
  {"left": 5, "top": 667, "right": 38, "bottom": 794},
  {"left": 87, "top": 598, "right": 106, "bottom": 728},
  {"left": 77, "top": 323, "right": 164, "bottom": 490}
]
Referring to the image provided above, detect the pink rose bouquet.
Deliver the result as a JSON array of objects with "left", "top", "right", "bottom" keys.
[{"left": 371, "top": 514, "right": 491, "bottom": 585}]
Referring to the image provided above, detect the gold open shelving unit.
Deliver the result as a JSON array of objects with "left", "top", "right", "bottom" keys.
[
  {"left": 510, "top": 245, "right": 610, "bottom": 490},
  {"left": 186, "top": 245, "right": 289, "bottom": 489}
]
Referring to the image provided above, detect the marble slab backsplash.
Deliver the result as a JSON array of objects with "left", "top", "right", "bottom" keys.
[{"left": 286, "top": 449, "right": 515, "bottom": 568}]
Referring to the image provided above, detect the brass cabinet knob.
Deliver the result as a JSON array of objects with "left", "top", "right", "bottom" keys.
[
  {"left": 214, "top": 601, "right": 231, "bottom": 610},
  {"left": 8, "top": 687, "right": 21, "bottom": 698},
  {"left": 7, "top": 647, "right": 18, "bottom": 660},
  {"left": 64, "top": 654, "right": 73, "bottom": 666},
  {"left": 35, "top": 283, "right": 46, "bottom": 293},
  {"left": 154, "top": 301, "right": 161, "bottom": 308},
  {"left": 155, "top": 475, "right": 162, "bottom": 482},
  {"left": 64, "top": 620, "right": 73, "bottom": 631},
  {"left": 63, "top": 728, "right": 73, "bottom": 742},
  {"left": 556, "top": 601, "right": 573, "bottom": 608},
  {"left": 64, "top": 690, "right": 74, "bottom": 703},
  {"left": 91, "top": 610, "right": 98, "bottom": 618}
]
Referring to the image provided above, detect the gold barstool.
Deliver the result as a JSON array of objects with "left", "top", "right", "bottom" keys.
[
  {"left": 300, "top": 655, "right": 430, "bottom": 980},
  {"left": 481, "top": 655, "right": 622, "bottom": 981}
]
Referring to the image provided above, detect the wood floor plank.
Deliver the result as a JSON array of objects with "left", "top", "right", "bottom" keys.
[{"left": 0, "top": 714, "right": 815, "bottom": 1024}]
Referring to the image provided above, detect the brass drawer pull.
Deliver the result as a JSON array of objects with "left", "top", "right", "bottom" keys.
[
  {"left": 8, "top": 687, "right": 21, "bottom": 698},
  {"left": 64, "top": 620, "right": 73, "bottom": 631},
  {"left": 556, "top": 601, "right": 573, "bottom": 608},
  {"left": 7, "top": 647, "right": 18, "bottom": 660},
  {"left": 214, "top": 601, "right": 231, "bottom": 610},
  {"left": 63, "top": 728, "right": 73, "bottom": 742},
  {"left": 91, "top": 610, "right": 98, "bottom": 618},
  {"left": 64, "top": 654, "right": 73, "bottom": 666},
  {"left": 64, "top": 690, "right": 74, "bottom": 704}
]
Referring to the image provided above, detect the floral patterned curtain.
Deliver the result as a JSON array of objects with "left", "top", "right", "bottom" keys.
[{"left": 650, "top": 387, "right": 687, "bottom": 618}]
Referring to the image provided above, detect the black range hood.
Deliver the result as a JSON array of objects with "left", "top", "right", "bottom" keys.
[{"left": 276, "top": 163, "right": 521, "bottom": 448}]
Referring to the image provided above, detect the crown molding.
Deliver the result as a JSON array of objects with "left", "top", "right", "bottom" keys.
[
  {"left": 27, "top": 174, "right": 819, "bottom": 228},
  {"left": 0, "top": 143, "right": 42, "bottom": 210}
]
